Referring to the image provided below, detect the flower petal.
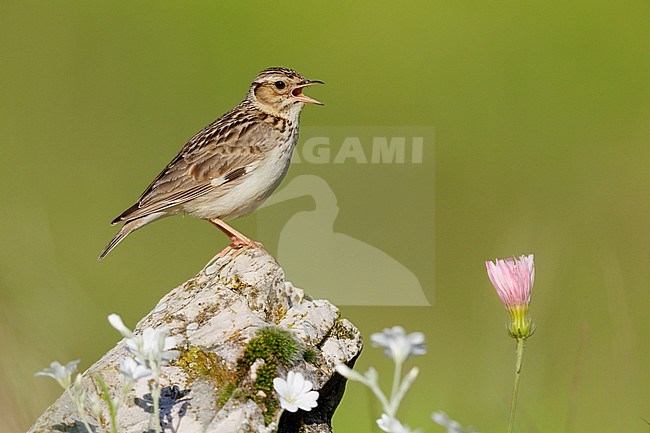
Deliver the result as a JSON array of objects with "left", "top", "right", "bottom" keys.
[{"left": 108, "top": 314, "right": 133, "bottom": 338}]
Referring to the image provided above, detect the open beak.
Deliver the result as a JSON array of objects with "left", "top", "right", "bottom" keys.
[{"left": 292, "top": 79, "right": 325, "bottom": 105}]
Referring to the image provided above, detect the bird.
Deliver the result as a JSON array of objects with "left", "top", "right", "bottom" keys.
[{"left": 99, "top": 67, "right": 323, "bottom": 260}]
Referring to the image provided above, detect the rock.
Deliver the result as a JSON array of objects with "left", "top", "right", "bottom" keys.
[{"left": 28, "top": 249, "right": 363, "bottom": 433}]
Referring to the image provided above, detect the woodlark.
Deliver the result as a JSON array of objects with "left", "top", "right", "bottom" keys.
[{"left": 99, "top": 67, "right": 323, "bottom": 260}]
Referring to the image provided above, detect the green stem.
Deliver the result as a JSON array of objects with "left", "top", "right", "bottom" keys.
[
  {"left": 389, "top": 359, "right": 403, "bottom": 416},
  {"left": 65, "top": 388, "right": 95, "bottom": 433},
  {"left": 506, "top": 338, "right": 526, "bottom": 433},
  {"left": 367, "top": 380, "right": 390, "bottom": 413},
  {"left": 148, "top": 350, "right": 162, "bottom": 433},
  {"left": 97, "top": 374, "right": 119, "bottom": 433},
  {"left": 152, "top": 378, "right": 162, "bottom": 433},
  {"left": 110, "top": 412, "right": 118, "bottom": 433}
]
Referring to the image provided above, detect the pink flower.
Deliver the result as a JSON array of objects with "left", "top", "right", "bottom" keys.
[
  {"left": 486, "top": 254, "right": 535, "bottom": 338},
  {"left": 486, "top": 255, "right": 534, "bottom": 308}
]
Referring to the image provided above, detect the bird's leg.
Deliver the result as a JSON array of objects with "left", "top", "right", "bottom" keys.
[
  {"left": 204, "top": 218, "right": 264, "bottom": 266},
  {"left": 209, "top": 218, "right": 264, "bottom": 248}
]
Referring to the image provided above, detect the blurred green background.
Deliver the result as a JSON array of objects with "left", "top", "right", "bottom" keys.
[{"left": 1, "top": 1, "right": 649, "bottom": 432}]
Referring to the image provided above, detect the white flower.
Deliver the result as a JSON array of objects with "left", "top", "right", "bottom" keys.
[
  {"left": 377, "top": 414, "right": 399, "bottom": 432},
  {"left": 376, "top": 414, "right": 421, "bottom": 433},
  {"left": 120, "top": 357, "right": 153, "bottom": 383},
  {"left": 432, "top": 411, "right": 477, "bottom": 433},
  {"left": 108, "top": 313, "right": 133, "bottom": 338},
  {"left": 273, "top": 371, "right": 319, "bottom": 412},
  {"left": 334, "top": 364, "right": 366, "bottom": 382},
  {"left": 35, "top": 360, "right": 80, "bottom": 388},
  {"left": 126, "top": 327, "right": 179, "bottom": 368},
  {"left": 73, "top": 373, "right": 84, "bottom": 393},
  {"left": 109, "top": 314, "right": 179, "bottom": 369},
  {"left": 371, "top": 326, "right": 426, "bottom": 364}
]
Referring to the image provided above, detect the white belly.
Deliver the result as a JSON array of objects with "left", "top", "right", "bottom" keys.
[{"left": 182, "top": 143, "right": 294, "bottom": 221}]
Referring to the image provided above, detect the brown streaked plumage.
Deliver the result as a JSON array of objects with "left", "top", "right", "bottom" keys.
[{"left": 99, "top": 67, "right": 323, "bottom": 260}]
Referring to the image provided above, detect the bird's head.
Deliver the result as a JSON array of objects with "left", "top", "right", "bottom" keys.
[{"left": 248, "top": 67, "right": 324, "bottom": 119}]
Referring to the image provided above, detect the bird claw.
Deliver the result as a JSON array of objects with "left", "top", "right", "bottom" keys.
[
  {"left": 203, "top": 240, "right": 266, "bottom": 273},
  {"left": 228, "top": 239, "right": 266, "bottom": 259}
]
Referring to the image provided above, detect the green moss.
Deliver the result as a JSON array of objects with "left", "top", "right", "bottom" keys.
[
  {"left": 254, "top": 363, "right": 276, "bottom": 394},
  {"left": 259, "top": 396, "right": 279, "bottom": 424},
  {"left": 303, "top": 348, "right": 316, "bottom": 363},
  {"left": 217, "top": 380, "right": 237, "bottom": 406},
  {"left": 237, "top": 327, "right": 302, "bottom": 424},
  {"left": 173, "top": 329, "right": 307, "bottom": 424},
  {"left": 240, "top": 327, "right": 300, "bottom": 368}
]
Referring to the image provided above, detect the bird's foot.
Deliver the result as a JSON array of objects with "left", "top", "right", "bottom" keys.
[
  {"left": 208, "top": 218, "right": 264, "bottom": 255},
  {"left": 228, "top": 237, "right": 265, "bottom": 259},
  {"left": 203, "top": 238, "right": 265, "bottom": 273},
  {"left": 233, "top": 237, "right": 264, "bottom": 249}
]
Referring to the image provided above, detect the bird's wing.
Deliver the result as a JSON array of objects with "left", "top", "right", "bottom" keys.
[{"left": 113, "top": 115, "right": 279, "bottom": 224}]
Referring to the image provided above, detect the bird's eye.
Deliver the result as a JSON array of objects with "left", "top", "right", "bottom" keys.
[{"left": 274, "top": 81, "right": 286, "bottom": 90}]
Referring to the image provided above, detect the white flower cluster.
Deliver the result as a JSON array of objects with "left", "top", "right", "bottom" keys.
[
  {"left": 35, "top": 360, "right": 80, "bottom": 388},
  {"left": 35, "top": 360, "right": 95, "bottom": 433},
  {"left": 336, "top": 326, "right": 426, "bottom": 433},
  {"left": 370, "top": 326, "right": 426, "bottom": 364},
  {"left": 36, "top": 314, "right": 180, "bottom": 433},
  {"left": 108, "top": 313, "right": 179, "bottom": 383},
  {"left": 36, "top": 318, "right": 477, "bottom": 433},
  {"left": 377, "top": 413, "right": 422, "bottom": 433},
  {"left": 336, "top": 325, "right": 477, "bottom": 433},
  {"left": 108, "top": 313, "right": 179, "bottom": 433}
]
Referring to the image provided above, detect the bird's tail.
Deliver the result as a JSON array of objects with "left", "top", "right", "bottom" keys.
[
  {"left": 98, "top": 212, "right": 165, "bottom": 260},
  {"left": 99, "top": 221, "right": 138, "bottom": 260}
]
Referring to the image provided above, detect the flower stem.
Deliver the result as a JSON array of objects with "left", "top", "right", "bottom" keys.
[
  {"left": 96, "top": 374, "right": 119, "bottom": 433},
  {"left": 101, "top": 401, "right": 118, "bottom": 433},
  {"left": 152, "top": 379, "right": 162, "bottom": 433},
  {"left": 368, "top": 381, "right": 390, "bottom": 413},
  {"left": 65, "top": 388, "right": 95, "bottom": 433},
  {"left": 507, "top": 337, "right": 526, "bottom": 433},
  {"left": 389, "top": 359, "right": 403, "bottom": 416}
]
